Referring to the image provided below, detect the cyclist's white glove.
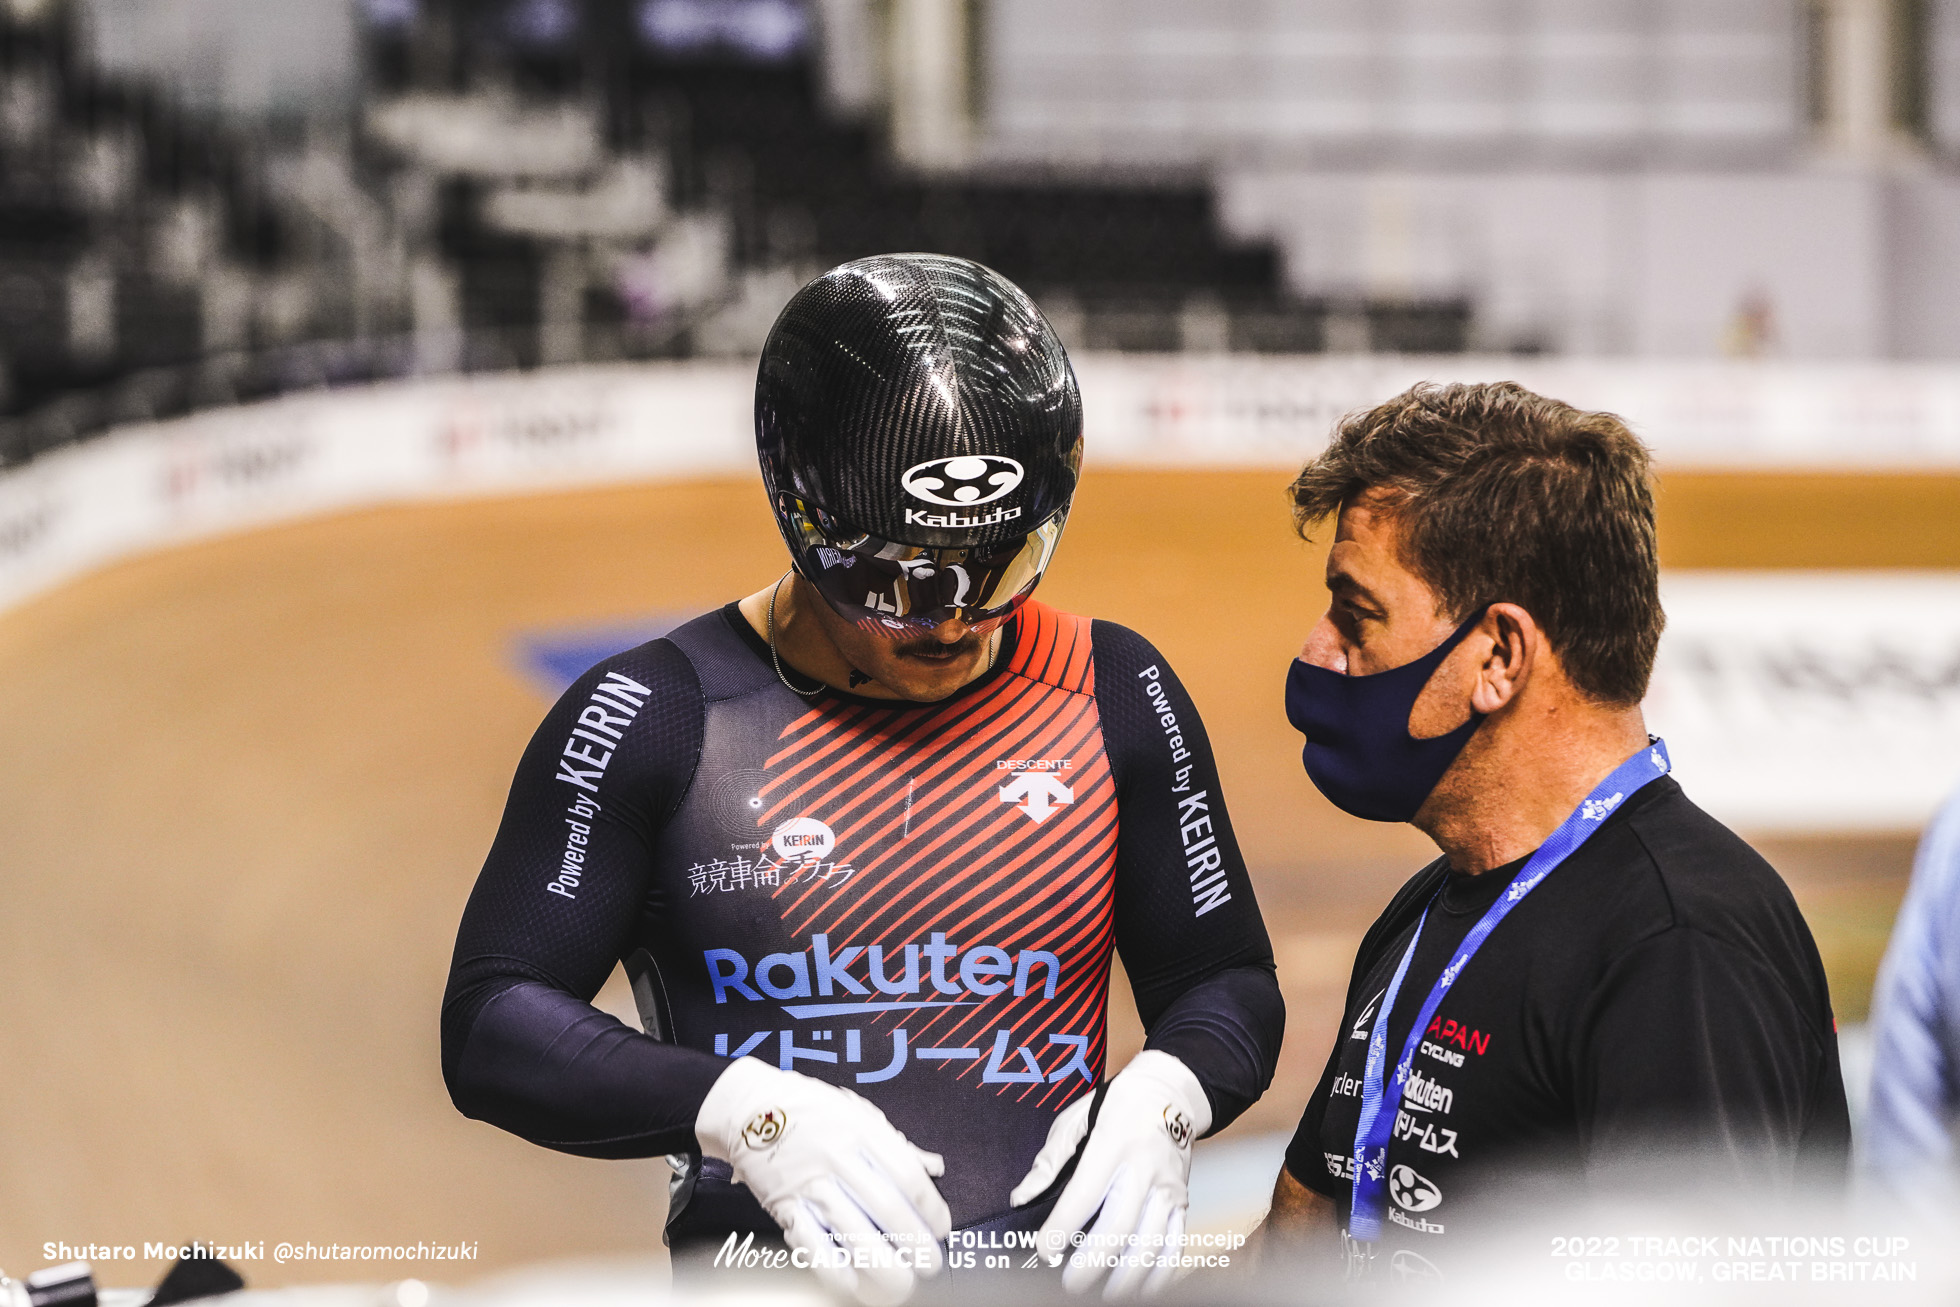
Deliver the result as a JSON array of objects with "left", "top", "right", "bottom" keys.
[
  {"left": 1009, "top": 1050, "right": 1211, "bottom": 1300},
  {"left": 695, "top": 1056, "right": 951, "bottom": 1306}
]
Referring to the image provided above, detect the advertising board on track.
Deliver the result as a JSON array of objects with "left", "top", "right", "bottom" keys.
[{"left": 4, "top": 356, "right": 1959, "bottom": 832}]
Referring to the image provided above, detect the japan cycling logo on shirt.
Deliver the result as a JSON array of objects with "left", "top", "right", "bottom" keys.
[
  {"left": 1389, "top": 1164, "right": 1442, "bottom": 1212},
  {"left": 771, "top": 817, "right": 836, "bottom": 863},
  {"left": 900, "top": 455, "right": 1024, "bottom": 507}
]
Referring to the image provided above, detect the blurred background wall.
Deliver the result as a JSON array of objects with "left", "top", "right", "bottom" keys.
[
  {"left": 9, "top": 0, "right": 1960, "bottom": 459},
  {"left": 3, "top": 0, "right": 1960, "bottom": 1292}
]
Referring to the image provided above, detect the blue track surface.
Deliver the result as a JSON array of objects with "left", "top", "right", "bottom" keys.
[{"left": 514, "top": 616, "right": 690, "bottom": 695}]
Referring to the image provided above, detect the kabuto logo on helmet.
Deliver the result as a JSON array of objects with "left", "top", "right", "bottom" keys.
[
  {"left": 757, "top": 255, "right": 1081, "bottom": 621},
  {"left": 900, "top": 456, "right": 1025, "bottom": 508}
]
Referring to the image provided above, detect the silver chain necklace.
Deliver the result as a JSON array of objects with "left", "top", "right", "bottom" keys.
[{"left": 767, "top": 573, "right": 827, "bottom": 698}]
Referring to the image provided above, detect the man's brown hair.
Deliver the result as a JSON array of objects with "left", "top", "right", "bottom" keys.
[{"left": 1290, "top": 380, "right": 1663, "bottom": 706}]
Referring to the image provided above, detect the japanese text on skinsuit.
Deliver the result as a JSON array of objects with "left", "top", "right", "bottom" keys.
[{"left": 704, "top": 932, "right": 1095, "bottom": 1087}]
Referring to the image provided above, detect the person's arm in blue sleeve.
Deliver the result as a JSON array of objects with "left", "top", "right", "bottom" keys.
[
  {"left": 1862, "top": 789, "right": 1960, "bottom": 1196},
  {"left": 1093, "top": 621, "right": 1284, "bottom": 1131}
]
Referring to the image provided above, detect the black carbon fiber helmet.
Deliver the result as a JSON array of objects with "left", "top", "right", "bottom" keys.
[{"left": 756, "top": 253, "right": 1084, "bottom": 634}]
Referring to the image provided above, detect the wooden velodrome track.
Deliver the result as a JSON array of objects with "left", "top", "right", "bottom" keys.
[{"left": 0, "top": 469, "right": 1953, "bottom": 1284}]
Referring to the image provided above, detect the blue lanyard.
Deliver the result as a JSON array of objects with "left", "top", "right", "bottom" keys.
[{"left": 1348, "top": 739, "right": 1673, "bottom": 1242}]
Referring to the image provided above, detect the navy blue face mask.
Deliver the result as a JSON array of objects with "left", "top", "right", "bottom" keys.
[{"left": 1284, "top": 608, "right": 1490, "bottom": 823}]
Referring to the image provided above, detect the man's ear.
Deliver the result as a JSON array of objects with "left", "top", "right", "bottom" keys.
[{"left": 1468, "top": 603, "right": 1539, "bottom": 715}]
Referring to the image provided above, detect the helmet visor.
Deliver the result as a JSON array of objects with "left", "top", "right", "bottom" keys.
[{"left": 780, "top": 494, "right": 1065, "bottom": 636}]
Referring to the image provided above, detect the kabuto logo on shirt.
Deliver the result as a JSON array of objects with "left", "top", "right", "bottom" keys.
[{"left": 1389, "top": 1164, "right": 1442, "bottom": 1213}]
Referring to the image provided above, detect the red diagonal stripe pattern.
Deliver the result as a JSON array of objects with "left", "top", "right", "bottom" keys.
[{"left": 755, "top": 602, "right": 1115, "bottom": 1098}]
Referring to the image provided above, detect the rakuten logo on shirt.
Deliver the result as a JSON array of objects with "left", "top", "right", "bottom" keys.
[
  {"left": 1404, "top": 1066, "right": 1454, "bottom": 1114},
  {"left": 704, "top": 932, "right": 1061, "bottom": 1010}
]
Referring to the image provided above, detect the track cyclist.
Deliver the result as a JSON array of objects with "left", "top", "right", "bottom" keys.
[{"left": 442, "top": 254, "right": 1284, "bottom": 1303}]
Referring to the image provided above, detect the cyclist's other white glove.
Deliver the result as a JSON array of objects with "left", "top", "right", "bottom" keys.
[
  {"left": 1009, "top": 1049, "right": 1211, "bottom": 1300},
  {"left": 695, "top": 1056, "right": 951, "bottom": 1306}
]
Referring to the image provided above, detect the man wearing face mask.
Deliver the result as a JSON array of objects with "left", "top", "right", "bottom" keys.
[
  {"left": 441, "top": 255, "right": 1283, "bottom": 1304},
  {"left": 1262, "top": 382, "right": 1848, "bottom": 1279}
]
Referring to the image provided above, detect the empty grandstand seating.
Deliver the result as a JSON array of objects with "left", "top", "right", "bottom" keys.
[{"left": 0, "top": 0, "right": 1473, "bottom": 467}]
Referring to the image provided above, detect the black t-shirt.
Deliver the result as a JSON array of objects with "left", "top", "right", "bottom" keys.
[
  {"left": 442, "top": 600, "right": 1283, "bottom": 1240},
  {"left": 1285, "top": 777, "right": 1849, "bottom": 1272}
]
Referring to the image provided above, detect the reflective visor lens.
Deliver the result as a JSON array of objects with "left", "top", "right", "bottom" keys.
[{"left": 781, "top": 495, "right": 1064, "bottom": 636}]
